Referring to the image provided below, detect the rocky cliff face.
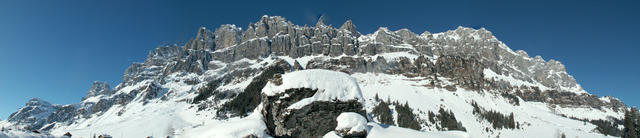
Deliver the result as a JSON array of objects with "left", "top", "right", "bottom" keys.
[{"left": 1, "top": 15, "right": 628, "bottom": 137}]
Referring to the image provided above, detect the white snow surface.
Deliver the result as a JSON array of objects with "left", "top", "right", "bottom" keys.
[
  {"left": 0, "top": 130, "right": 52, "bottom": 138},
  {"left": 335, "top": 112, "right": 367, "bottom": 134},
  {"left": 178, "top": 105, "right": 271, "bottom": 138},
  {"left": 483, "top": 68, "right": 552, "bottom": 92},
  {"left": 179, "top": 117, "right": 268, "bottom": 138},
  {"left": 366, "top": 123, "right": 469, "bottom": 138},
  {"left": 262, "top": 69, "right": 365, "bottom": 109},
  {"left": 323, "top": 122, "right": 469, "bottom": 138}
]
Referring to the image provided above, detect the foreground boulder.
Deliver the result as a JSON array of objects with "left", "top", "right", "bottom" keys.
[
  {"left": 335, "top": 112, "right": 368, "bottom": 137},
  {"left": 260, "top": 69, "right": 367, "bottom": 137}
]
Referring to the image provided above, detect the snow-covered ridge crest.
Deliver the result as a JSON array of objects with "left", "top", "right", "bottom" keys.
[{"left": 262, "top": 69, "right": 365, "bottom": 109}]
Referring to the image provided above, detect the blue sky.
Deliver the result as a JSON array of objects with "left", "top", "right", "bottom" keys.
[{"left": 0, "top": 0, "right": 638, "bottom": 119}]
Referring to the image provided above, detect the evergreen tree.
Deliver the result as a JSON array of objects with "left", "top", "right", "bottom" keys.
[
  {"left": 471, "top": 101, "right": 481, "bottom": 114},
  {"left": 592, "top": 119, "right": 620, "bottom": 136},
  {"left": 509, "top": 113, "right": 516, "bottom": 128},
  {"left": 470, "top": 100, "right": 516, "bottom": 129},
  {"left": 633, "top": 108, "right": 640, "bottom": 138},
  {"left": 396, "top": 102, "right": 422, "bottom": 130},
  {"left": 624, "top": 108, "right": 638, "bottom": 138},
  {"left": 428, "top": 111, "right": 436, "bottom": 124},
  {"left": 436, "top": 107, "right": 466, "bottom": 131},
  {"left": 372, "top": 100, "right": 394, "bottom": 125}
]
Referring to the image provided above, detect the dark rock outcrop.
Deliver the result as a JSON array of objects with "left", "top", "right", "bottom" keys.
[
  {"left": 261, "top": 88, "right": 366, "bottom": 137},
  {"left": 435, "top": 55, "right": 485, "bottom": 90}
]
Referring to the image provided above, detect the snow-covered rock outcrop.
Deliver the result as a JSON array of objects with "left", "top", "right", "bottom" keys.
[
  {"left": 334, "top": 112, "right": 368, "bottom": 137},
  {"left": 260, "top": 69, "right": 367, "bottom": 137},
  {"left": 262, "top": 69, "right": 365, "bottom": 109}
]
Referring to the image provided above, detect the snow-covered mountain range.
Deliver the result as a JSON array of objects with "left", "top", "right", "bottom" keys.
[{"left": 0, "top": 15, "right": 631, "bottom": 138}]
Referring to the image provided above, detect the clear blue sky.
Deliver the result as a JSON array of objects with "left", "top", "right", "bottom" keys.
[{"left": 0, "top": 0, "right": 638, "bottom": 119}]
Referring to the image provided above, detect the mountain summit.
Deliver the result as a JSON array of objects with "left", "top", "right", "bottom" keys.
[{"left": 0, "top": 15, "right": 633, "bottom": 138}]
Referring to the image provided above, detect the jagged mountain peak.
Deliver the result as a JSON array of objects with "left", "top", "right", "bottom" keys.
[
  {"left": 375, "top": 27, "right": 392, "bottom": 33},
  {"left": 339, "top": 19, "right": 361, "bottom": 37},
  {"left": 241, "top": 25, "right": 257, "bottom": 41},
  {"left": 25, "top": 98, "right": 52, "bottom": 107},
  {"left": 85, "top": 81, "right": 112, "bottom": 98},
  {"left": 185, "top": 26, "right": 214, "bottom": 51},
  {"left": 316, "top": 14, "right": 327, "bottom": 26},
  {"left": 213, "top": 24, "right": 242, "bottom": 50},
  {"left": 434, "top": 26, "right": 495, "bottom": 41},
  {"left": 258, "top": 15, "right": 288, "bottom": 23}
]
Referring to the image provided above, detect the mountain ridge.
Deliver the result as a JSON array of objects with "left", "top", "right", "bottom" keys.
[{"left": 0, "top": 15, "right": 630, "bottom": 138}]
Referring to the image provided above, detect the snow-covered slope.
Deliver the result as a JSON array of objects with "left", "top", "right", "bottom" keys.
[
  {"left": 323, "top": 122, "right": 470, "bottom": 138},
  {"left": 354, "top": 73, "right": 618, "bottom": 138},
  {"left": 0, "top": 15, "right": 629, "bottom": 138}
]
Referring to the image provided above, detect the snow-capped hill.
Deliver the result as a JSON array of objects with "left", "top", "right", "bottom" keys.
[
  {"left": 6, "top": 98, "right": 58, "bottom": 131},
  {"left": 2, "top": 15, "right": 632, "bottom": 138}
]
